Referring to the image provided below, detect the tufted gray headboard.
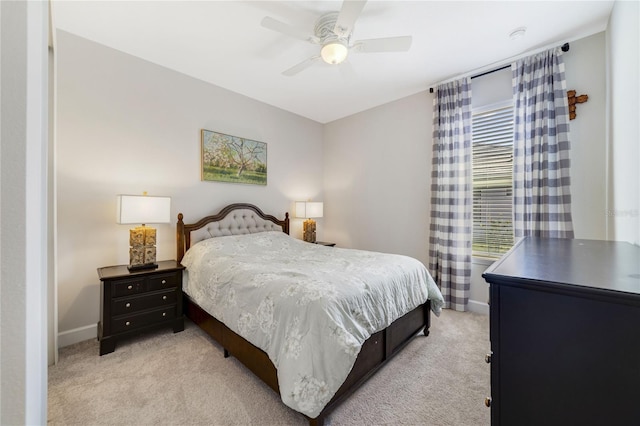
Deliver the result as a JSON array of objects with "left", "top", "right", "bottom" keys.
[{"left": 176, "top": 203, "right": 290, "bottom": 262}]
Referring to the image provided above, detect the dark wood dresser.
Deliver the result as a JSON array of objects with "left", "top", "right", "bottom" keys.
[
  {"left": 98, "top": 260, "right": 185, "bottom": 355},
  {"left": 482, "top": 237, "right": 640, "bottom": 425}
]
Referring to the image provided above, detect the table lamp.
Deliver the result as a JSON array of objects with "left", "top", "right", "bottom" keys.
[
  {"left": 116, "top": 194, "right": 171, "bottom": 270},
  {"left": 295, "top": 201, "right": 323, "bottom": 243}
]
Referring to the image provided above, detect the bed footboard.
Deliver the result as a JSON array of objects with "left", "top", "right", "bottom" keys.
[
  {"left": 184, "top": 293, "right": 431, "bottom": 425},
  {"left": 184, "top": 293, "right": 280, "bottom": 392},
  {"left": 323, "top": 300, "right": 430, "bottom": 421}
]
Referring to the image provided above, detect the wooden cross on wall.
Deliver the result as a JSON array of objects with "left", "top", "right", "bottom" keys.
[{"left": 567, "top": 90, "right": 589, "bottom": 120}]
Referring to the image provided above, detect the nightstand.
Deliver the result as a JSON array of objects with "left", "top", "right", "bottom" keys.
[
  {"left": 314, "top": 241, "right": 336, "bottom": 247},
  {"left": 97, "top": 260, "right": 185, "bottom": 355}
]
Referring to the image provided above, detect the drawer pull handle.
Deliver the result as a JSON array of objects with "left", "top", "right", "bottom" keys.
[
  {"left": 484, "top": 397, "right": 491, "bottom": 408},
  {"left": 485, "top": 354, "right": 491, "bottom": 364},
  {"left": 162, "top": 312, "right": 166, "bottom": 317},
  {"left": 161, "top": 280, "right": 167, "bottom": 284},
  {"left": 125, "top": 321, "right": 131, "bottom": 326},
  {"left": 127, "top": 285, "right": 133, "bottom": 290},
  {"left": 162, "top": 296, "right": 167, "bottom": 300},
  {"left": 125, "top": 303, "right": 131, "bottom": 308}
]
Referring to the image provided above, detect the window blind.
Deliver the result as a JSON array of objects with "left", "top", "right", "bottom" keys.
[{"left": 472, "top": 105, "right": 514, "bottom": 258}]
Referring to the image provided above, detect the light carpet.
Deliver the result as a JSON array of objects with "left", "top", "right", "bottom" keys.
[{"left": 48, "top": 309, "right": 490, "bottom": 425}]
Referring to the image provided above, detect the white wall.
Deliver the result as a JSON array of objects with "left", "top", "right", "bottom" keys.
[
  {"left": 564, "top": 32, "right": 608, "bottom": 241},
  {"left": 324, "top": 91, "right": 432, "bottom": 264},
  {"left": 0, "top": 0, "right": 49, "bottom": 423},
  {"left": 56, "top": 31, "right": 324, "bottom": 344},
  {"left": 324, "top": 32, "right": 608, "bottom": 313},
  {"left": 607, "top": 0, "right": 640, "bottom": 245}
]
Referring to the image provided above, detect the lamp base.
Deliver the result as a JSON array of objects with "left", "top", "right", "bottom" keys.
[
  {"left": 303, "top": 219, "right": 317, "bottom": 243},
  {"left": 129, "top": 226, "right": 158, "bottom": 271},
  {"left": 127, "top": 262, "right": 158, "bottom": 272}
]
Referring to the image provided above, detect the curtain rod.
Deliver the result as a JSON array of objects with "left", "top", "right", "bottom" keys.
[{"left": 428, "top": 42, "right": 570, "bottom": 93}]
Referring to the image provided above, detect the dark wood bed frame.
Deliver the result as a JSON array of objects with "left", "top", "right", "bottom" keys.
[{"left": 177, "top": 203, "right": 431, "bottom": 425}]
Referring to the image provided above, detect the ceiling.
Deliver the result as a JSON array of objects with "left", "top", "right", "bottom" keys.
[{"left": 52, "top": 1, "right": 614, "bottom": 123}]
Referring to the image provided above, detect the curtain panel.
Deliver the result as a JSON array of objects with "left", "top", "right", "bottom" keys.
[
  {"left": 512, "top": 47, "right": 575, "bottom": 239},
  {"left": 428, "top": 78, "right": 472, "bottom": 311}
]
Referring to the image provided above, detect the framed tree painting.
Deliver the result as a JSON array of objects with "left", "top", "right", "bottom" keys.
[{"left": 201, "top": 129, "right": 267, "bottom": 185}]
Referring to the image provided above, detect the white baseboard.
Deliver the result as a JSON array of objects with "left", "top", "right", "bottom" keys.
[
  {"left": 58, "top": 323, "right": 97, "bottom": 348},
  {"left": 467, "top": 299, "right": 489, "bottom": 315}
]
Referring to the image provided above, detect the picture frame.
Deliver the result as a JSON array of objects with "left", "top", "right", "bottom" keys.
[{"left": 201, "top": 129, "right": 267, "bottom": 185}]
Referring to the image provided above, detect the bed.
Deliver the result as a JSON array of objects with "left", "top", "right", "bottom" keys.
[{"left": 176, "top": 203, "right": 443, "bottom": 425}]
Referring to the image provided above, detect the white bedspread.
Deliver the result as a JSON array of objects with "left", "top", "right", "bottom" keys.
[{"left": 181, "top": 231, "right": 444, "bottom": 418}]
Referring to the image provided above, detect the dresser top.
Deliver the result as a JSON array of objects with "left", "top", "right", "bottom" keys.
[{"left": 483, "top": 237, "right": 640, "bottom": 296}]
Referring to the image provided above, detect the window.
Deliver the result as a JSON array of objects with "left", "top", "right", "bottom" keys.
[{"left": 472, "top": 104, "right": 514, "bottom": 258}]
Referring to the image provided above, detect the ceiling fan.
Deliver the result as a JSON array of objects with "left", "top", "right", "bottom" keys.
[{"left": 261, "top": 0, "right": 412, "bottom": 76}]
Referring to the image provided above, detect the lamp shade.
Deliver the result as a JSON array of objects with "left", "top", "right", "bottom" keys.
[
  {"left": 295, "top": 201, "right": 323, "bottom": 218},
  {"left": 116, "top": 195, "right": 171, "bottom": 225}
]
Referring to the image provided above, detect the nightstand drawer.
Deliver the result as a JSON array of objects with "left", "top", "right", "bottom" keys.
[
  {"left": 112, "top": 278, "right": 147, "bottom": 297},
  {"left": 112, "top": 306, "right": 177, "bottom": 334},
  {"left": 148, "top": 273, "right": 179, "bottom": 291},
  {"left": 112, "top": 290, "right": 176, "bottom": 316}
]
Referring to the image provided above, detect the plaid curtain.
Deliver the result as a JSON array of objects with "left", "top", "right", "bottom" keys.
[
  {"left": 428, "top": 78, "right": 472, "bottom": 311},
  {"left": 512, "top": 47, "right": 574, "bottom": 238}
]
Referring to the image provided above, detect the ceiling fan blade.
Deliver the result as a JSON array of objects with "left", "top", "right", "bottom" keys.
[
  {"left": 261, "top": 16, "right": 319, "bottom": 44},
  {"left": 339, "top": 60, "right": 357, "bottom": 79},
  {"left": 282, "top": 56, "right": 321, "bottom": 77},
  {"left": 333, "top": 0, "right": 367, "bottom": 37},
  {"left": 353, "top": 36, "right": 412, "bottom": 53}
]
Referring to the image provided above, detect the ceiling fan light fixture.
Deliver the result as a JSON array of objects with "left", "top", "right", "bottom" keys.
[{"left": 321, "top": 41, "right": 348, "bottom": 65}]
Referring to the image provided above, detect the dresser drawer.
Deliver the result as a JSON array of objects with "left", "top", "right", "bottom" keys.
[
  {"left": 112, "top": 277, "right": 147, "bottom": 297},
  {"left": 112, "top": 306, "right": 177, "bottom": 334},
  {"left": 148, "top": 273, "right": 179, "bottom": 291},
  {"left": 112, "top": 290, "right": 176, "bottom": 316}
]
